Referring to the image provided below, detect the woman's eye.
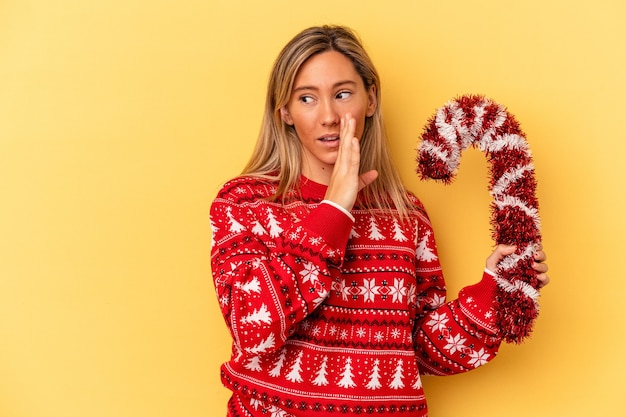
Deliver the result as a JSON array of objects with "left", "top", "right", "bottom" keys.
[
  {"left": 336, "top": 91, "right": 351, "bottom": 99},
  {"left": 299, "top": 95, "right": 314, "bottom": 104}
]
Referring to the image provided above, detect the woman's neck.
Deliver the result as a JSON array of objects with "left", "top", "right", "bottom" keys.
[{"left": 301, "top": 162, "right": 333, "bottom": 186}]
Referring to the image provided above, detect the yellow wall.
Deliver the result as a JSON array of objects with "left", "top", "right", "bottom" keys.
[{"left": 1, "top": 1, "right": 624, "bottom": 416}]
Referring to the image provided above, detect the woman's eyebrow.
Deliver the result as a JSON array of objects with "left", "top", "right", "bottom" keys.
[{"left": 293, "top": 80, "right": 358, "bottom": 93}]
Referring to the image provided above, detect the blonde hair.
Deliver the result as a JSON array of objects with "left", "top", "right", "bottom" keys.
[{"left": 241, "top": 25, "right": 413, "bottom": 218}]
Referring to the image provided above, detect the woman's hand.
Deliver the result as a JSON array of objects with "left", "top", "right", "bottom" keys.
[
  {"left": 486, "top": 243, "right": 550, "bottom": 289},
  {"left": 532, "top": 243, "right": 550, "bottom": 288},
  {"left": 324, "top": 113, "right": 378, "bottom": 211}
]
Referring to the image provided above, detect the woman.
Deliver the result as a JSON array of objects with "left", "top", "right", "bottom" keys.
[{"left": 210, "top": 25, "right": 549, "bottom": 417}]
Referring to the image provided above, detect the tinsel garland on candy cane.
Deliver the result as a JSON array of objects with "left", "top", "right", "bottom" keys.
[{"left": 416, "top": 95, "right": 541, "bottom": 343}]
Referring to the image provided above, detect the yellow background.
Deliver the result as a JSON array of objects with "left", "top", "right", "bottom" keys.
[{"left": 1, "top": 0, "right": 624, "bottom": 416}]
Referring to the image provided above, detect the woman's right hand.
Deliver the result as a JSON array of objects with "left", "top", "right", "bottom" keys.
[{"left": 324, "top": 113, "right": 378, "bottom": 212}]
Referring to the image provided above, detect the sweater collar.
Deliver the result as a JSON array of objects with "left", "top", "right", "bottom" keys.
[{"left": 299, "top": 175, "right": 328, "bottom": 200}]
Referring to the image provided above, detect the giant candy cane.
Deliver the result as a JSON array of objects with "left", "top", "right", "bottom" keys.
[{"left": 416, "top": 95, "right": 541, "bottom": 343}]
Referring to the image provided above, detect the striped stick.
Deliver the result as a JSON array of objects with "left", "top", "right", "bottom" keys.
[{"left": 417, "top": 95, "right": 541, "bottom": 343}]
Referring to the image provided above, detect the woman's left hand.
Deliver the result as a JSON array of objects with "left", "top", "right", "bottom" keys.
[
  {"left": 532, "top": 243, "right": 550, "bottom": 288},
  {"left": 486, "top": 243, "right": 550, "bottom": 289}
]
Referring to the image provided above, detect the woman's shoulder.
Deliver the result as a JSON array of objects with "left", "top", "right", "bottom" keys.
[
  {"left": 214, "top": 174, "right": 279, "bottom": 203},
  {"left": 404, "top": 189, "right": 429, "bottom": 218}
]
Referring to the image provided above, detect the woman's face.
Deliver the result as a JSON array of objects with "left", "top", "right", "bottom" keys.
[{"left": 281, "top": 50, "right": 377, "bottom": 184}]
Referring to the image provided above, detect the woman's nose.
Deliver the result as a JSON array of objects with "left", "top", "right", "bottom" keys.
[{"left": 320, "top": 100, "right": 340, "bottom": 126}]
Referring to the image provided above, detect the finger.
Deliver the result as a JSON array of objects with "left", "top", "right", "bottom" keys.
[
  {"left": 532, "top": 260, "right": 548, "bottom": 273},
  {"left": 537, "top": 273, "right": 550, "bottom": 288},
  {"left": 337, "top": 114, "right": 357, "bottom": 167},
  {"left": 342, "top": 113, "right": 355, "bottom": 139},
  {"left": 340, "top": 114, "right": 356, "bottom": 148},
  {"left": 485, "top": 244, "right": 517, "bottom": 271},
  {"left": 496, "top": 244, "right": 517, "bottom": 256},
  {"left": 358, "top": 170, "right": 379, "bottom": 190},
  {"left": 533, "top": 250, "right": 547, "bottom": 263}
]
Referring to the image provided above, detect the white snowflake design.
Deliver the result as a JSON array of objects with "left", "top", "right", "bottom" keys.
[
  {"left": 362, "top": 278, "right": 380, "bottom": 302},
  {"left": 444, "top": 333, "right": 467, "bottom": 354},
  {"left": 299, "top": 261, "right": 319, "bottom": 284},
  {"left": 389, "top": 278, "right": 407, "bottom": 303},
  {"left": 426, "top": 312, "right": 449, "bottom": 332},
  {"left": 468, "top": 348, "right": 491, "bottom": 367}
]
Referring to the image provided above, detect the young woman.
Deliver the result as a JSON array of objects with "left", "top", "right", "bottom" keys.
[{"left": 210, "top": 25, "right": 549, "bottom": 417}]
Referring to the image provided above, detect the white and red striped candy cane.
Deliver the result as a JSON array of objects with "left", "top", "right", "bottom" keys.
[{"left": 417, "top": 95, "right": 541, "bottom": 343}]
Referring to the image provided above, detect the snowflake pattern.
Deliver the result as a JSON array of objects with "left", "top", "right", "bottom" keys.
[
  {"left": 426, "top": 312, "right": 449, "bottom": 332},
  {"left": 468, "top": 348, "right": 491, "bottom": 367},
  {"left": 389, "top": 278, "right": 407, "bottom": 303},
  {"left": 362, "top": 278, "right": 380, "bottom": 302},
  {"left": 444, "top": 334, "right": 467, "bottom": 354},
  {"left": 212, "top": 177, "right": 500, "bottom": 410},
  {"left": 333, "top": 277, "right": 417, "bottom": 304},
  {"left": 299, "top": 262, "right": 320, "bottom": 284}
]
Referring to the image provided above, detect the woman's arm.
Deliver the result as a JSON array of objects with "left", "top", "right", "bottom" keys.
[
  {"left": 413, "top": 240, "right": 549, "bottom": 376},
  {"left": 210, "top": 186, "right": 353, "bottom": 358}
]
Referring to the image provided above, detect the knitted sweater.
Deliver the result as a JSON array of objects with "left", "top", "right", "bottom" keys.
[{"left": 210, "top": 175, "right": 502, "bottom": 416}]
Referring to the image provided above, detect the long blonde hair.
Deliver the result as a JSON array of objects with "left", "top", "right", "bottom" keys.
[{"left": 241, "top": 25, "right": 413, "bottom": 218}]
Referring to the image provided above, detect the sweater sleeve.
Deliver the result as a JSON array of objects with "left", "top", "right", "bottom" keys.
[
  {"left": 411, "top": 210, "right": 502, "bottom": 376},
  {"left": 210, "top": 186, "right": 353, "bottom": 358}
]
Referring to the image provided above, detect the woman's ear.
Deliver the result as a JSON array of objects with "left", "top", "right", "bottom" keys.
[
  {"left": 366, "top": 85, "right": 377, "bottom": 117},
  {"left": 280, "top": 107, "right": 294, "bottom": 125}
]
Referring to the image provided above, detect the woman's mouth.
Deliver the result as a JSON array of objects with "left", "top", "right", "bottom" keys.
[{"left": 319, "top": 134, "right": 339, "bottom": 142}]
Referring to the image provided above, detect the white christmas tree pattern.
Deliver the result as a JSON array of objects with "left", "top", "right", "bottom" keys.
[
  {"left": 266, "top": 207, "right": 283, "bottom": 238},
  {"left": 391, "top": 218, "right": 408, "bottom": 242},
  {"left": 246, "top": 333, "right": 276, "bottom": 355},
  {"left": 209, "top": 218, "right": 219, "bottom": 248},
  {"left": 244, "top": 355, "right": 262, "bottom": 372},
  {"left": 241, "top": 304, "right": 272, "bottom": 326},
  {"left": 225, "top": 206, "right": 245, "bottom": 233},
  {"left": 412, "top": 373, "right": 423, "bottom": 390},
  {"left": 337, "top": 357, "right": 356, "bottom": 388},
  {"left": 286, "top": 351, "right": 304, "bottom": 383},
  {"left": 350, "top": 226, "right": 361, "bottom": 239},
  {"left": 416, "top": 230, "right": 438, "bottom": 262},
  {"left": 365, "top": 359, "right": 382, "bottom": 390},
  {"left": 251, "top": 220, "right": 267, "bottom": 236},
  {"left": 312, "top": 355, "right": 329, "bottom": 386},
  {"left": 234, "top": 276, "right": 261, "bottom": 294},
  {"left": 367, "top": 216, "right": 385, "bottom": 240},
  {"left": 389, "top": 359, "right": 405, "bottom": 389},
  {"left": 269, "top": 348, "right": 287, "bottom": 377}
]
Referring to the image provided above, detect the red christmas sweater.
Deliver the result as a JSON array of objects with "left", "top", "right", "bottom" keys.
[{"left": 210, "top": 175, "right": 502, "bottom": 416}]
